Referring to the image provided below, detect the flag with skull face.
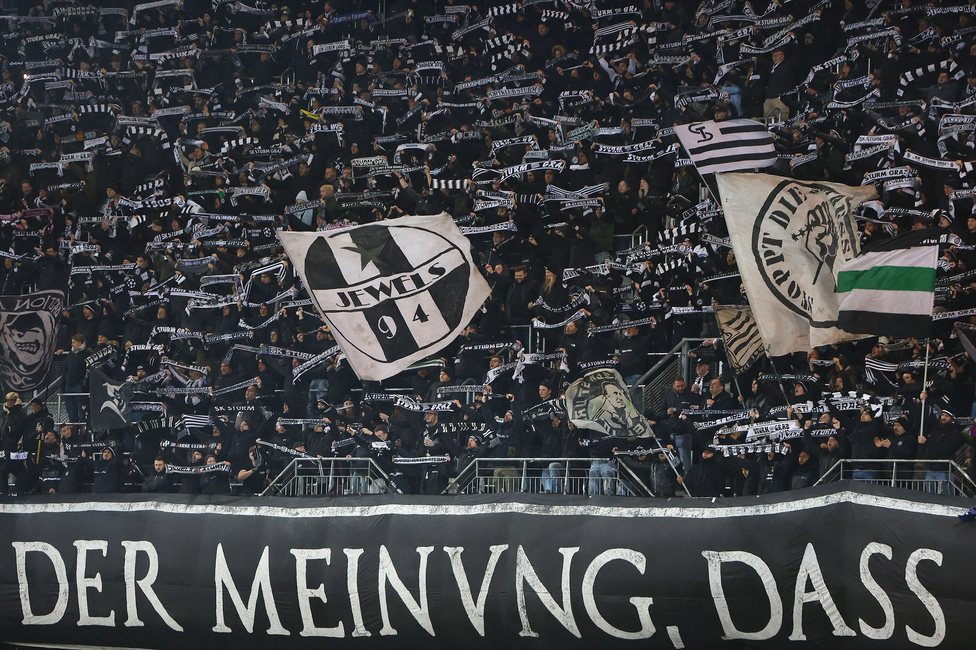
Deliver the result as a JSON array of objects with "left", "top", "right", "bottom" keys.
[{"left": 0, "top": 290, "right": 64, "bottom": 392}]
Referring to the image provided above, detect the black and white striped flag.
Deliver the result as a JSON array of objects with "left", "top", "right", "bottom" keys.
[
  {"left": 714, "top": 306, "right": 764, "bottom": 374},
  {"left": 673, "top": 119, "right": 775, "bottom": 176},
  {"left": 278, "top": 214, "right": 490, "bottom": 381}
]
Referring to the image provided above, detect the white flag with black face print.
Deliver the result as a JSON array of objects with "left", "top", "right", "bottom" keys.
[
  {"left": 0, "top": 290, "right": 64, "bottom": 392},
  {"left": 278, "top": 213, "right": 490, "bottom": 381},
  {"left": 564, "top": 368, "right": 654, "bottom": 439}
]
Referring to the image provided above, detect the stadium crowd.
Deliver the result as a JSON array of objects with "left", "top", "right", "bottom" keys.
[{"left": 0, "top": 0, "right": 975, "bottom": 498}]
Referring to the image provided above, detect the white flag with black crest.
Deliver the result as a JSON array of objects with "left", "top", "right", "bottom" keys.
[
  {"left": 716, "top": 173, "right": 877, "bottom": 356},
  {"left": 278, "top": 213, "right": 490, "bottom": 381}
]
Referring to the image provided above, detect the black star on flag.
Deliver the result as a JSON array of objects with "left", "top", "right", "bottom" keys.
[
  {"left": 278, "top": 214, "right": 490, "bottom": 381},
  {"left": 342, "top": 241, "right": 386, "bottom": 271}
]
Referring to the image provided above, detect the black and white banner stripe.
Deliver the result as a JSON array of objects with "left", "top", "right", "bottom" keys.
[{"left": 673, "top": 119, "right": 775, "bottom": 175}]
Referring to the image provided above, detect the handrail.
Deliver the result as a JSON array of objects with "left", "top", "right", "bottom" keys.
[
  {"left": 616, "top": 460, "right": 656, "bottom": 497},
  {"left": 630, "top": 224, "right": 648, "bottom": 249},
  {"left": 634, "top": 339, "right": 689, "bottom": 387},
  {"left": 632, "top": 337, "right": 707, "bottom": 413},
  {"left": 445, "top": 457, "right": 657, "bottom": 497},
  {"left": 815, "top": 459, "right": 844, "bottom": 485},
  {"left": 261, "top": 457, "right": 400, "bottom": 496},
  {"left": 813, "top": 458, "right": 976, "bottom": 497},
  {"left": 442, "top": 456, "right": 976, "bottom": 499}
]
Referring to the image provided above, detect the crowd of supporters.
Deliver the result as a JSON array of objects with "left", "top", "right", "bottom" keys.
[{"left": 0, "top": 0, "right": 975, "bottom": 497}]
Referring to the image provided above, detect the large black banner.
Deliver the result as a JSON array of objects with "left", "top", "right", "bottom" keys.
[{"left": 0, "top": 482, "right": 972, "bottom": 649}]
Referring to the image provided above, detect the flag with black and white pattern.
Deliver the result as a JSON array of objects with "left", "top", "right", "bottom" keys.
[
  {"left": 714, "top": 306, "right": 764, "bottom": 374},
  {"left": 673, "top": 119, "right": 775, "bottom": 175},
  {"left": 89, "top": 367, "right": 134, "bottom": 431},
  {"left": 278, "top": 214, "right": 490, "bottom": 381}
]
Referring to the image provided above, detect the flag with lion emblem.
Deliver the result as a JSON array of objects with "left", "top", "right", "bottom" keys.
[{"left": 278, "top": 213, "right": 490, "bottom": 381}]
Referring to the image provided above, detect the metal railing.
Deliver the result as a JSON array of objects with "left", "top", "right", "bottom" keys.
[
  {"left": 46, "top": 392, "right": 87, "bottom": 426},
  {"left": 445, "top": 458, "right": 655, "bottom": 497},
  {"left": 261, "top": 457, "right": 401, "bottom": 496},
  {"left": 630, "top": 226, "right": 649, "bottom": 249},
  {"left": 28, "top": 356, "right": 69, "bottom": 422},
  {"left": 634, "top": 338, "right": 707, "bottom": 414},
  {"left": 814, "top": 459, "right": 976, "bottom": 498}
]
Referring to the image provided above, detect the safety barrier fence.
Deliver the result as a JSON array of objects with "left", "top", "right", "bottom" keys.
[
  {"left": 815, "top": 458, "right": 976, "bottom": 497},
  {"left": 261, "top": 457, "right": 399, "bottom": 496}
]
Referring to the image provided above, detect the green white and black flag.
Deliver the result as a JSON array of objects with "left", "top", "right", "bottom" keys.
[
  {"left": 836, "top": 230, "right": 938, "bottom": 338},
  {"left": 278, "top": 214, "right": 490, "bottom": 381}
]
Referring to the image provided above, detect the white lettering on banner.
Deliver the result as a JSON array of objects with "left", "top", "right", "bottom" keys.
[
  {"left": 905, "top": 549, "right": 945, "bottom": 647},
  {"left": 122, "top": 541, "right": 182, "bottom": 631},
  {"left": 581, "top": 549, "right": 656, "bottom": 639},
  {"left": 789, "top": 543, "right": 856, "bottom": 640},
  {"left": 516, "top": 545, "right": 581, "bottom": 638},
  {"left": 344, "top": 548, "right": 371, "bottom": 637},
  {"left": 858, "top": 542, "right": 894, "bottom": 640},
  {"left": 444, "top": 545, "right": 509, "bottom": 636},
  {"left": 74, "top": 540, "right": 116, "bottom": 627},
  {"left": 13, "top": 541, "right": 69, "bottom": 625},
  {"left": 212, "top": 544, "right": 289, "bottom": 635},
  {"left": 378, "top": 545, "right": 435, "bottom": 636},
  {"left": 3, "top": 536, "right": 952, "bottom": 642},
  {"left": 702, "top": 550, "right": 783, "bottom": 640},
  {"left": 290, "top": 548, "right": 344, "bottom": 637}
]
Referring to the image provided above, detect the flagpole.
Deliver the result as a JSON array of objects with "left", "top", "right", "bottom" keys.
[
  {"left": 764, "top": 349, "right": 793, "bottom": 406},
  {"left": 698, "top": 174, "right": 722, "bottom": 212},
  {"left": 664, "top": 445, "right": 693, "bottom": 498},
  {"left": 728, "top": 368, "right": 745, "bottom": 409},
  {"left": 645, "top": 444, "right": 693, "bottom": 498},
  {"left": 919, "top": 340, "right": 930, "bottom": 440}
]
